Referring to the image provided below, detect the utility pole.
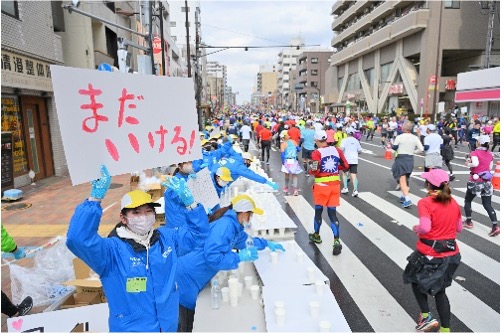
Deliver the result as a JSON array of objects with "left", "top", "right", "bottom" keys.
[
  {"left": 194, "top": 7, "right": 203, "bottom": 130},
  {"left": 432, "top": 1, "right": 443, "bottom": 122},
  {"left": 148, "top": 2, "right": 156, "bottom": 75},
  {"left": 185, "top": 0, "right": 192, "bottom": 77},
  {"left": 483, "top": 0, "right": 497, "bottom": 69},
  {"left": 158, "top": 1, "right": 166, "bottom": 76}
]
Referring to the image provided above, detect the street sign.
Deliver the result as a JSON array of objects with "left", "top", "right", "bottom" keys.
[
  {"left": 153, "top": 36, "right": 162, "bottom": 54},
  {"left": 97, "top": 63, "right": 113, "bottom": 72}
]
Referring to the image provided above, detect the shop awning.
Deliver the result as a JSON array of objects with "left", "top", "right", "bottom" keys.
[{"left": 454, "top": 88, "right": 500, "bottom": 102}]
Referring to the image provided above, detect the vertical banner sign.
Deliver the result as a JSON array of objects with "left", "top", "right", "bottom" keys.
[
  {"left": 51, "top": 66, "right": 202, "bottom": 185},
  {"left": 1, "top": 132, "right": 14, "bottom": 192},
  {"left": 1, "top": 96, "right": 28, "bottom": 175}
]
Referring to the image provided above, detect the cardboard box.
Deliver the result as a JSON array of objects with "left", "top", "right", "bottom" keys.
[
  {"left": 63, "top": 258, "right": 107, "bottom": 303},
  {"left": 130, "top": 175, "right": 140, "bottom": 191},
  {"left": 154, "top": 213, "right": 165, "bottom": 228},
  {"left": 145, "top": 183, "right": 163, "bottom": 201},
  {"left": 61, "top": 292, "right": 101, "bottom": 309}
]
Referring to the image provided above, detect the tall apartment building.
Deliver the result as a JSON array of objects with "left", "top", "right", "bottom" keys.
[
  {"left": 254, "top": 64, "right": 277, "bottom": 107},
  {"left": 296, "top": 51, "right": 333, "bottom": 114},
  {"left": 276, "top": 37, "right": 305, "bottom": 108},
  {"left": 1, "top": 1, "right": 64, "bottom": 188},
  {"left": 206, "top": 61, "right": 227, "bottom": 105},
  {"left": 329, "top": 1, "right": 500, "bottom": 116}
]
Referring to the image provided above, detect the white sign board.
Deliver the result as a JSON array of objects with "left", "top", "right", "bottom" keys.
[
  {"left": 209, "top": 127, "right": 221, "bottom": 138},
  {"left": 51, "top": 66, "right": 202, "bottom": 185},
  {"left": 7, "top": 303, "right": 109, "bottom": 332},
  {"left": 438, "top": 101, "right": 445, "bottom": 113},
  {"left": 186, "top": 167, "right": 220, "bottom": 211}
]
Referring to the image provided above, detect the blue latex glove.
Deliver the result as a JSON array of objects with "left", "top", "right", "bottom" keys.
[
  {"left": 266, "top": 181, "right": 279, "bottom": 191},
  {"left": 267, "top": 241, "right": 285, "bottom": 252},
  {"left": 90, "top": 165, "right": 111, "bottom": 199},
  {"left": 238, "top": 247, "right": 258, "bottom": 262},
  {"left": 168, "top": 177, "right": 194, "bottom": 206},
  {"left": 199, "top": 163, "right": 208, "bottom": 170},
  {"left": 228, "top": 135, "right": 234, "bottom": 143},
  {"left": 13, "top": 247, "right": 26, "bottom": 260},
  {"left": 161, "top": 176, "right": 171, "bottom": 189},
  {"left": 188, "top": 173, "right": 197, "bottom": 179}
]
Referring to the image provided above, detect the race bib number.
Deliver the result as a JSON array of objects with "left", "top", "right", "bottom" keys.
[{"left": 126, "top": 277, "right": 147, "bottom": 293}]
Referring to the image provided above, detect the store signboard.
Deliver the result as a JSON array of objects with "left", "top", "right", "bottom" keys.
[
  {"left": 1, "top": 132, "right": 14, "bottom": 191},
  {"left": 1, "top": 96, "right": 28, "bottom": 176},
  {"left": 1, "top": 50, "right": 54, "bottom": 92}
]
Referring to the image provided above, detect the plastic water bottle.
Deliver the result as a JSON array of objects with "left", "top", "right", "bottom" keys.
[
  {"left": 211, "top": 279, "right": 221, "bottom": 309},
  {"left": 245, "top": 222, "right": 255, "bottom": 250}
]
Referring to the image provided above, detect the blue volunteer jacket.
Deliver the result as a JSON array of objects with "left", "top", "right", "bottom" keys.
[
  {"left": 164, "top": 172, "right": 190, "bottom": 230},
  {"left": 176, "top": 210, "right": 267, "bottom": 310},
  {"left": 193, "top": 142, "right": 233, "bottom": 173},
  {"left": 66, "top": 200, "right": 209, "bottom": 332},
  {"left": 212, "top": 157, "right": 267, "bottom": 184}
]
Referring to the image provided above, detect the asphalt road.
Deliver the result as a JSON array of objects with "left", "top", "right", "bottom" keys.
[{"left": 247, "top": 137, "right": 500, "bottom": 333}]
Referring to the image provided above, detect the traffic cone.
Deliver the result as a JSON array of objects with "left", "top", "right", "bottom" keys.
[
  {"left": 492, "top": 161, "right": 500, "bottom": 190},
  {"left": 384, "top": 143, "right": 393, "bottom": 160}
]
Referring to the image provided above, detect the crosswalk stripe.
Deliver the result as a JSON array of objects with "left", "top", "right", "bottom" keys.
[
  {"left": 420, "top": 189, "right": 500, "bottom": 218},
  {"left": 454, "top": 188, "right": 500, "bottom": 204},
  {"left": 338, "top": 194, "right": 499, "bottom": 332},
  {"left": 362, "top": 192, "right": 499, "bottom": 284},
  {"left": 285, "top": 195, "right": 415, "bottom": 332},
  {"left": 388, "top": 191, "right": 500, "bottom": 247}
]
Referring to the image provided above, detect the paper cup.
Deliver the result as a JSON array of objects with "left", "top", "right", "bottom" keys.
[
  {"left": 233, "top": 187, "right": 239, "bottom": 197},
  {"left": 244, "top": 275, "right": 253, "bottom": 289},
  {"left": 296, "top": 251, "right": 304, "bottom": 263},
  {"left": 319, "top": 320, "right": 331, "bottom": 332},
  {"left": 307, "top": 267, "right": 315, "bottom": 282},
  {"left": 275, "top": 308, "right": 286, "bottom": 326},
  {"left": 309, "top": 301, "right": 320, "bottom": 318},
  {"left": 278, "top": 227, "right": 286, "bottom": 236},
  {"left": 230, "top": 294, "right": 238, "bottom": 307},
  {"left": 270, "top": 251, "right": 279, "bottom": 264},
  {"left": 237, "top": 282, "right": 243, "bottom": 297},
  {"left": 250, "top": 285, "right": 260, "bottom": 300},
  {"left": 315, "top": 281, "right": 325, "bottom": 296},
  {"left": 221, "top": 287, "right": 230, "bottom": 302},
  {"left": 238, "top": 262, "right": 245, "bottom": 274},
  {"left": 274, "top": 301, "right": 285, "bottom": 310}
]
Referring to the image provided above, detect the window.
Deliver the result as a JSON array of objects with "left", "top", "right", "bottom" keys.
[
  {"left": 1, "top": 1, "right": 18, "bottom": 18},
  {"left": 311, "top": 69, "right": 318, "bottom": 76},
  {"left": 364, "top": 68, "right": 375, "bottom": 87},
  {"left": 104, "top": 1, "right": 115, "bottom": 12},
  {"left": 310, "top": 81, "right": 318, "bottom": 88},
  {"left": 338, "top": 77, "right": 343, "bottom": 90},
  {"left": 170, "top": 21, "right": 176, "bottom": 27},
  {"left": 444, "top": 1, "right": 460, "bottom": 8},
  {"left": 380, "top": 62, "right": 393, "bottom": 82},
  {"left": 171, "top": 36, "right": 177, "bottom": 42},
  {"left": 311, "top": 57, "right": 319, "bottom": 64}
]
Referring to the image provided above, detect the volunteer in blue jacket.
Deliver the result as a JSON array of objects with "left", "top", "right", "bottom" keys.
[
  {"left": 66, "top": 165, "right": 209, "bottom": 332},
  {"left": 212, "top": 156, "right": 279, "bottom": 190},
  {"left": 192, "top": 139, "right": 232, "bottom": 173},
  {"left": 177, "top": 195, "right": 284, "bottom": 332},
  {"left": 164, "top": 160, "right": 197, "bottom": 230}
]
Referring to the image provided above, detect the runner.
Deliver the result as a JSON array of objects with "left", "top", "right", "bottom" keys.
[
  {"left": 340, "top": 127, "right": 362, "bottom": 197},
  {"left": 380, "top": 117, "right": 389, "bottom": 148},
  {"left": 491, "top": 116, "right": 500, "bottom": 153},
  {"left": 280, "top": 131, "right": 303, "bottom": 196},
  {"left": 441, "top": 128, "right": 456, "bottom": 181},
  {"left": 365, "top": 116, "right": 375, "bottom": 142},
  {"left": 423, "top": 124, "right": 443, "bottom": 172},
  {"left": 308, "top": 130, "right": 349, "bottom": 255},
  {"left": 239, "top": 122, "right": 252, "bottom": 152},
  {"left": 300, "top": 121, "right": 316, "bottom": 176},
  {"left": 259, "top": 124, "right": 273, "bottom": 164}
]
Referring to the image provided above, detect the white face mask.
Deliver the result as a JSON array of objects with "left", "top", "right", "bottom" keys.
[
  {"left": 217, "top": 178, "right": 228, "bottom": 187},
  {"left": 127, "top": 214, "right": 155, "bottom": 235},
  {"left": 180, "top": 163, "right": 193, "bottom": 174},
  {"left": 217, "top": 139, "right": 223, "bottom": 145}
]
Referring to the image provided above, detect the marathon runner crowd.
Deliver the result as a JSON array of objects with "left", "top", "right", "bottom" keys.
[{"left": 4, "top": 106, "right": 498, "bottom": 333}]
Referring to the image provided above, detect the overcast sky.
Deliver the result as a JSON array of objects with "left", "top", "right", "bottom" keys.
[{"left": 200, "top": 1, "right": 334, "bottom": 105}]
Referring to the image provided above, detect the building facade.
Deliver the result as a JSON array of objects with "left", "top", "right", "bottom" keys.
[
  {"left": 295, "top": 51, "right": 332, "bottom": 114},
  {"left": 1, "top": 1, "right": 64, "bottom": 189},
  {"left": 276, "top": 37, "right": 305, "bottom": 109},
  {"left": 254, "top": 64, "right": 277, "bottom": 107},
  {"left": 329, "top": 0, "right": 500, "bottom": 117}
]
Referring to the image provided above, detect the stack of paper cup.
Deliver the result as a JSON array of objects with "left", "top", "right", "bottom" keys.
[
  {"left": 228, "top": 278, "right": 239, "bottom": 307},
  {"left": 315, "top": 280, "right": 325, "bottom": 296},
  {"left": 275, "top": 308, "right": 286, "bottom": 326},
  {"left": 278, "top": 227, "right": 285, "bottom": 236},
  {"left": 274, "top": 301, "right": 285, "bottom": 311},
  {"left": 307, "top": 267, "right": 315, "bottom": 282},
  {"left": 238, "top": 262, "right": 245, "bottom": 274},
  {"left": 270, "top": 251, "right": 279, "bottom": 264},
  {"left": 319, "top": 320, "right": 331, "bottom": 332},
  {"left": 250, "top": 285, "right": 260, "bottom": 300},
  {"left": 221, "top": 287, "right": 230, "bottom": 303},
  {"left": 237, "top": 281, "right": 243, "bottom": 297},
  {"left": 309, "top": 301, "right": 320, "bottom": 318},
  {"left": 244, "top": 275, "right": 253, "bottom": 289}
]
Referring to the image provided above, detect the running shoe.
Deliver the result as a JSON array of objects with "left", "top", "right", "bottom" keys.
[
  {"left": 17, "top": 296, "right": 33, "bottom": 316},
  {"left": 395, "top": 184, "right": 401, "bottom": 191},
  {"left": 463, "top": 219, "right": 474, "bottom": 229},
  {"left": 399, "top": 196, "right": 406, "bottom": 203},
  {"left": 341, "top": 187, "right": 349, "bottom": 194},
  {"left": 401, "top": 200, "right": 413, "bottom": 208},
  {"left": 266, "top": 162, "right": 270, "bottom": 165},
  {"left": 293, "top": 188, "right": 299, "bottom": 196},
  {"left": 283, "top": 187, "right": 289, "bottom": 194},
  {"left": 449, "top": 174, "right": 456, "bottom": 181},
  {"left": 332, "top": 239, "right": 342, "bottom": 255},
  {"left": 308, "top": 233, "right": 322, "bottom": 244},
  {"left": 352, "top": 190, "right": 359, "bottom": 197},
  {"left": 415, "top": 313, "right": 439, "bottom": 332},
  {"left": 489, "top": 226, "right": 500, "bottom": 237}
]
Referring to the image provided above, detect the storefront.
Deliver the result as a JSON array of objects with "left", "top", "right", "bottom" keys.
[
  {"left": 1, "top": 49, "right": 61, "bottom": 187},
  {"left": 455, "top": 67, "right": 500, "bottom": 119}
]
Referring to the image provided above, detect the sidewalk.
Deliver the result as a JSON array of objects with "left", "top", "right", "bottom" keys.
[{"left": 1, "top": 172, "right": 134, "bottom": 332}]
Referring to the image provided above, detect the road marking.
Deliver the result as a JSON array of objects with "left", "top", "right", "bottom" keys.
[
  {"left": 285, "top": 195, "right": 415, "bottom": 332},
  {"left": 103, "top": 201, "right": 117, "bottom": 213},
  {"left": 362, "top": 191, "right": 500, "bottom": 284},
  {"left": 388, "top": 191, "right": 499, "bottom": 246},
  {"left": 360, "top": 148, "right": 375, "bottom": 155},
  {"left": 453, "top": 188, "right": 500, "bottom": 204},
  {"left": 337, "top": 194, "right": 500, "bottom": 332}
]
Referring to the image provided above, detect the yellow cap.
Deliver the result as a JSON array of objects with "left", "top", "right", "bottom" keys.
[
  {"left": 201, "top": 139, "right": 209, "bottom": 145},
  {"left": 230, "top": 134, "right": 239, "bottom": 139},
  {"left": 231, "top": 195, "right": 264, "bottom": 215},
  {"left": 120, "top": 190, "right": 161, "bottom": 209},
  {"left": 242, "top": 152, "right": 253, "bottom": 161},
  {"left": 216, "top": 167, "right": 234, "bottom": 182},
  {"left": 205, "top": 126, "right": 212, "bottom": 131}
]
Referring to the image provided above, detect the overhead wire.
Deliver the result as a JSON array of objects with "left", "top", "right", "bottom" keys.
[{"left": 201, "top": 23, "right": 289, "bottom": 45}]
